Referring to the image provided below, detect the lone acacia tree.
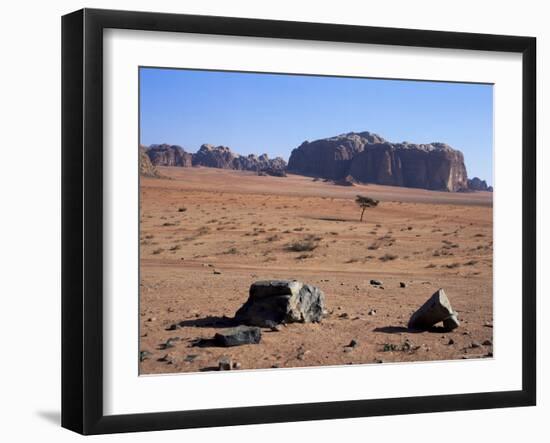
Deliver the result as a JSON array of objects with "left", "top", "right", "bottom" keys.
[{"left": 355, "top": 195, "right": 379, "bottom": 222}]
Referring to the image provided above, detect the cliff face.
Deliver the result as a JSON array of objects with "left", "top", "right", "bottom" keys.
[
  {"left": 288, "top": 132, "right": 469, "bottom": 192},
  {"left": 139, "top": 146, "right": 159, "bottom": 177},
  {"left": 147, "top": 144, "right": 193, "bottom": 167}
]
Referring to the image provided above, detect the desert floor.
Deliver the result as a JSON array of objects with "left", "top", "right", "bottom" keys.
[{"left": 139, "top": 167, "right": 493, "bottom": 374}]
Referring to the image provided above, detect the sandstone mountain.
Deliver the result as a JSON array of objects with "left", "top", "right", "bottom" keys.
[
  {"left": 147, "top": 144, "right": 193, "bottom": 167},
  {"left": 288, "top": 132, "right": 470, "bottom": 192},
  {"left": 144, "top": 143, "right": 287, "bottom": 174},
  {"left": 139, "top": 146, "right": 159, "bottom": 177},
  {"left": 467, "top": 177, "right": 493, "bottom": 192}
]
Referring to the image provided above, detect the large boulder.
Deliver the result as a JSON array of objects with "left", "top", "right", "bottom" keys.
[
  {"left": 147, "top": 144, "right": 193, "bottom": 167},
  {"left": 408, "top": 288, "right": 460, "bottom": 331},
  {"left": 288, "top": 132, "right": 469, "bottom": 192},
  {"left": 235, "top": 280, "right": 326, "bottom": 327}
]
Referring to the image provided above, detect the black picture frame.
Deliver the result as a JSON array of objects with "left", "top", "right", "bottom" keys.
[{"left": 62, "top": 8, "right": 537, "bottom": 435}]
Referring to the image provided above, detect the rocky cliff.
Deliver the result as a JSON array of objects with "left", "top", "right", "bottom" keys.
[
  {"left": 467, "top": 177, "right": 493, "bottom": 192},
  {"left": 139, "top": 146, "right": 159, "bottom": 177},
  {"left": 288, "top": 132, "right": 470, "bottom": 192},
  {"left": 147, "top": 144, "right": 193, "bottom": 167}
]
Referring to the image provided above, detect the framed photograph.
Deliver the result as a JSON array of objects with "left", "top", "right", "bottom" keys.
[{"left": 62, "top": 8, "right": 536, "bottom": 435}]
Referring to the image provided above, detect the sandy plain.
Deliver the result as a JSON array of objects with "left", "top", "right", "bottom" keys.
[{"left": 139, "top": 167, "right": 493, "bottom": 374}]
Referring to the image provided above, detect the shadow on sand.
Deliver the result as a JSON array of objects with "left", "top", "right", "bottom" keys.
[
  {"left": 170, "top": 315, "right": 237, "bottom": 329},
  {"left": 374, "top": 325, "right": 450, "bottom": 334}
]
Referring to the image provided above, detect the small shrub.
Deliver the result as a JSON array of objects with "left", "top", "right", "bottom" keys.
[
  {"left": 379, "top": 253, "right": 398, "bottom": 262},
  {"left": 286, "top": 240, "right": 318, "bottom": 252}
]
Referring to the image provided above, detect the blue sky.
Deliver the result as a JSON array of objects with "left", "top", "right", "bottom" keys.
[{"left": 140, "top": 68, "right": 493, "bottom": 184}]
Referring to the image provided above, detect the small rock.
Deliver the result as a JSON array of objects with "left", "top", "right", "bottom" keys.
[
  {"left": 218, "top": 357, "right": 232, "bottom": 370},
  {"left": 448, "top": 338, "right": 455, "bottom": 345},
  {"left": 159, "top": 338, "right": 177, "bottom": 350},
  {"left": 471, "top": 341, "right": 482, "bottom": 348},
  {"left": 348, "top": 339, "right": 358, "bottom": 348},
  {"left": 399, "top": 282, "right": 407, "bottom": 288},
  {"left": 482, "top": 339, "right": 493, "bottom": 346},
  {"left": 232, "top": 362, "right": 242, "bottom": 370},
  {"left": 139, "top": 350, "right": 151, "bottom": 362},
  {"left": 184, "top": 354, "right": 199, "bottom": 362},
  {"left": 370, "top": 279, "right": 383, "bottom": 286},
  {"left": 338, "top": 312, "right": 349, "bottom": 319},
  {"left": 166, "top": 323, "right": 179, "bottom": 331},
  {"left": 297, "top": 350, "right": 311, "bottom": 360},
  {"left": 368, "top": 309, "right": 376, "bottom": 316},
  {"left": 271, "top": 364, "right": 280, "bottom": 369},
  {"left": 213, "top": 269, "right": 222, "bottom": 275},
  {"left": 214, "top": 325, "right": 262, "bottom": 347}
]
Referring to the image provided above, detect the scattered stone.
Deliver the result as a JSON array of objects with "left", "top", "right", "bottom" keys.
[
  {"left": 184, "top": 354, "right": 199, "bottom": 362},
  {"left": 139, "top": 350, "right": 151, "bottom": 362},
  {"left": 338, "top": 312, "right": 349, "bottom": 319},
  {"left": 213, "top": 269, "right": 222, "bottom": 275},
  {"left": 166, "top": 323, "right": 179, "bottom": 331},
  {"left": 370, "top": 279, "right": 383, "bottom": 286},
  {"left": 484, "top": 322, "right": 494, "bottom": 328},
  {"left": 271, "top": 364, "right": 280, "bottom": 369},
  {"left": 471, "top": 341, "right": 482, "bottom": 348},
  {"left": 159, "top": 338, "right": 177, "bottom": 350},
  {"left": 233, "top": 362, "right": 242, "bottom": 369},
  {"left": 486, "top": 351, "right": 494, "bottom": 357},
  {"left": 297, "top": 350, "right": 311, "bottom": 360},
  {"left": 234, "top": 280, "right": 326, "bottom": 327},
  {"left": 400, "top": 282, "right": 407, "bottom": 288},
  {"left": 482, "top": 339, "right": 493, "bottom": 346},
  {"left": 218, "top": 357, "right": 233, "bottom": 370},
  {"left": 375, "top": 359, "right": 384, "bottom": 364},
  {"left": 214, "top": 325, "right": 262, "bottom": 347},
  {"left": 368, "top": 309, "right": 376, "bottom": 316},
  {"left": 448, "top": 338, "right": 455, "bottom": 345},
  {"left": 408, "top": 288, "right": 460, "bottom": 331},
  {"left": 348, "top": 339, "right": 358, "bottom": 348}
]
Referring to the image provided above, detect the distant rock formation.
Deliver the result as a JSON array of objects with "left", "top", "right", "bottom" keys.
[
  {"left": 147, "top": 144, "right": 193, "bottom": 167},
  {"left": 468, "top": 177, "right": 493, "bottom": 192},
  {"left": 288, "top": 132, "right": 469, "bottom": 192},
  {"left": 192, "top": 144, "right": 287, "bottom": 173},
  {"left": 139, "top": 146, "right": 159, "bottom": 177}
]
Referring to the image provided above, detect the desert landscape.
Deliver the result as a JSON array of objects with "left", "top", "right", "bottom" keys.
[{"left": 139, "top": 163, "right": 493, "bottom": 374}]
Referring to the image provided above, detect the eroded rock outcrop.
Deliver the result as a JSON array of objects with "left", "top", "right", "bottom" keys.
[
  {"left": 147, "top": 144, "right": 193, "bottom": 167},
  {"left": 288, "top": 132, "right": 470, "bottom": 192},
  {"left": 468, "top": 177, "right": 492, "bottom": 192},
  {"left": 192, "top": 144, "right": 287, "bottom": 173},
  {"left": 139, "top": 146, "right": 159, "bottom": 177}
]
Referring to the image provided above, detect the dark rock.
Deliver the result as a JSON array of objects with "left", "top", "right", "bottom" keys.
[
  {"left": 139, "top": 350, "right": 151, "bottom": 362},
  {"left": 448, "top": 338, "right": 455, "bottom": 345},
  {"left": 213, "top": 325, "right": 262, "bottom": 347},
  {"left": 348, "top": 339, "right": 358, "bottom": 348},
  {"left": 408, "top": 288, "right": 460, "bottom": 331},
  {"left": 482, "top": 339, "right": 493, "bottom": 346},
  {"left": 370, "top": 279, "right": 383, "bottom": 286},
  {"left": 288, "top": 131, "right": 469, "bottom": 192},
  {"left": 147, "top": 144, "right": 193, "bottom": 167},
  {"left": 400, "top": 282, "right": 407, "bottom": 288},
  {"left": 233, "top": 362, "right": 242, "bottom": 370},
  {"left": 471, "top": 341, "right": 482, "bottom": 348},
  {"left": 234, "top": 280, "right": 326, "bottom": 327}
]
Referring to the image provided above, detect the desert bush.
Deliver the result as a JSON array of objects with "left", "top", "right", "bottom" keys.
[
  {"left": 152, "top": 248, "right": 163, "bottom": 255},
  {"left": 286, "top": 239, "right": 318, "bottom": 252}
]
